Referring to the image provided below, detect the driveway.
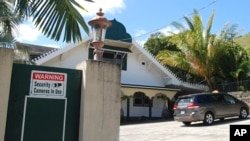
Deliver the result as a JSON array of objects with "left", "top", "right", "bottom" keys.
[{"left": 119, "top": 117, "right": 250, "bottom": 141}]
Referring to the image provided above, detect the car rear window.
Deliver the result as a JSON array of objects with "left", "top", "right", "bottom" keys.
[{"left": 176, "top": 97, "right": 193, "bottom": 107}]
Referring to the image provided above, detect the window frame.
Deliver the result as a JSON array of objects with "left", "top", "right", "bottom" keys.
[
  {"left": 133, "top": 92, "right": 151, "bottom": 107},
  {"left": 88, "top": 48, "right": 127, "bottom": 70}
]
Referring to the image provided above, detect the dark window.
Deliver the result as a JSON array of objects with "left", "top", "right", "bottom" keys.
[
  {"left": 223, "top": 95, "right": 236, "bottom": 104},
  {"left": 133, "top": 92, "right": 150, "bottom": 107},
  {"left": 209, "top": 95, "right": 221, "bottom": 103},
  {"left": 103, "top": 52, "right": 114, "bottom": 59},
  {"left": 208, "top": 94, "right": 228, "bottom": 103},
  {"left": 197, "top": 95, "right": 210, "bottom": 103},
  {"left": 88, "top": 48, "right": 127, "bottom": 70}
]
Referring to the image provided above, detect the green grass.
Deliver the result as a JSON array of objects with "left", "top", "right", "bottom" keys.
[{"left": 235, "top": 33, "right": 250, "bottom": 49}]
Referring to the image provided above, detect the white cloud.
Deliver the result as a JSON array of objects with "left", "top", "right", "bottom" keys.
[
  {"left": 15, "top": 1, "right": 126, "bottom": 44},
  {"left": 133, "top": 30, "right": 148, "bottom": 47},
  {"left": 136, "top": 39, "right": 147, "bottom": 47},
  {"left": 135, "top": 29, "right": 147, "bottom": 37},
  {"left": 16, "top": 22, "right": 41, "bottom": 42},
  {"left": 44, "top": 44, "right": 61, "bottom": 48},
  {"left": 133, "top": 26, "right": 181, "bottom": 47},
  {"left": 133, "top": 30, "right": 148, "bottom": 46},
  {"left": 75, "top": 0, "right": 126, "bottom": 17},
  {"left": 159, "top": 26, "right": 180, "bottom": 36}
]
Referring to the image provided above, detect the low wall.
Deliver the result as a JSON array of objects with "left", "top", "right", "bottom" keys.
[
  {"left": 0, "top": 48, "right": 13, "bottom": 141},
  {"left": 77, "top": 60, "right": 121, "bottom": 141},
  {"left": 229, "top": 91, "right": 250, "bottom": 110}
]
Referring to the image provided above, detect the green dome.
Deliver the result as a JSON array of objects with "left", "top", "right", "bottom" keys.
[{"left": 105, "top": 19, "right": 132, "bottom": 43}]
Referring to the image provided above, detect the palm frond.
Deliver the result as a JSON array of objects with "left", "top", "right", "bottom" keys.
[
  {"left": 0, "top": 1, "right": 21, "bottom": 48},
  {"left": 217, "top": 23, "right": 239, "bottom": 41},
  {"left": 183, "top": 16, "right": 194, "bottom": 31},
  {"left": 205, "top": 10, "right": 215, "bottom": 40},
  {"left": 157, "top": 50, "right": 190, "bottom": 70},
  {"left": 15, "top": 0, "right": 90, "bottom": 43}
]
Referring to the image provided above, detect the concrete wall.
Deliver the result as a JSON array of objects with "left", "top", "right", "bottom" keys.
[
  {"left": 77, "top": 60, "right": 121, "bottom": 141},
  {"left": 0, "top": 48, "right": 13, "bottom": 141},
  {"left": 229, "top": 91, "right": 250, "bottom": 110}
]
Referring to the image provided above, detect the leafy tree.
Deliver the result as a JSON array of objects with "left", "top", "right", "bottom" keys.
[
  {"left": 0, "top": 0, "right": 21, "bottom": 48},
  {"left": 13, "top": 46, "right": 33, "bottom": 64},
  {"left": 144, "top": 33, "right": 203, "bottom": 84},
  {"left": 144, "top": 32, "right": 178, "bottom": 56},
  {"left": 235, "top": 33, "right": 250, "bottom": 55},
  {"left": 155, "top": 10, "right": 217, "bottom": 89},
  {"left": 203, "top": 24, "right": 249, "bottom": 88},
  {"left": 217, "top": 42, "right": 249, "bottom": 86},
  {"left": 155, "top": 10, "right": 249, "bottom": 90},
  {"left": 144, "top": 32, "right": 199, "bottom": 82}
]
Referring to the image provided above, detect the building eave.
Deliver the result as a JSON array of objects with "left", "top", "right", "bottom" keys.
[
  {"left": 33, "top": 37, "right": 91, "bottom": 65},
  {"left": 121, "top": 84, "right": 180, "bottom": 91},
  {"left": 104, "top": 39, "right": 132, "bottom": 49}
]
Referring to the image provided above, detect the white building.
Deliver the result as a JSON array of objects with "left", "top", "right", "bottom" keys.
[{"left": 32, "top": 19, "right": 207, "bottom": 121}]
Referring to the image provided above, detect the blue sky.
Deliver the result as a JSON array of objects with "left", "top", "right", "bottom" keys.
[{"left": 16, "top": 0, "right": 250, "bottom": 48}]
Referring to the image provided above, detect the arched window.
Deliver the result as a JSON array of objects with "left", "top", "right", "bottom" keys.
[{"left": 133, "top": 92, "right": 150, "bottom": 107}]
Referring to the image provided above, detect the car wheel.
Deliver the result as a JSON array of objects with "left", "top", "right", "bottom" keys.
[
  {"left": 204, "top": 112, "right": 214, "bottom": 125},
  {"left": 182, "top": 122, "right": 191, "bottom": 126},
  {"left": 239, "top": 108, "right": 248, "bottom": 119}
]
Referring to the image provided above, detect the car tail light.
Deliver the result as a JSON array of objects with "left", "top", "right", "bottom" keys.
[
  {"left": 187, "top": 103, "right": 200, "bottom": 108},
  {"left": 173, "top": 104, "right": 178, "bottom": 110}
]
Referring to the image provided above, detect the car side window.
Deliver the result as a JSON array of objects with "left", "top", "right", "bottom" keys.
[
  {"left": 217, "top": 95, "right": 226, "bottom": 103},
  {"left": 197, "top": 95, "right": 210, "bottom": 103},
  {"left": 223, "top": 95, "right": 236, "bottom": 104},
  {"left": 209, "top": 95, "right": 220, "bottom": 103}
]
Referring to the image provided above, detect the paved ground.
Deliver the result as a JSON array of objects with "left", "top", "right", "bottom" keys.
[{"left": 119, "top": 117, "right": 250, "bottom": 141}]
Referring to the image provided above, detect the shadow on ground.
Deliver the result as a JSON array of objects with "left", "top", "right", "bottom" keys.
[
  {"left": 180, "top": 116, "right": 250, "bottom": 127},
  {"left": 120, "top": 117, "right": 174, "bottom": 126}
]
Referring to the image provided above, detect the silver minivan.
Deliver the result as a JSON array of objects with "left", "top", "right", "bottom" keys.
[{"left": 173, "top": 92, "right": 249, "bottom": 125}]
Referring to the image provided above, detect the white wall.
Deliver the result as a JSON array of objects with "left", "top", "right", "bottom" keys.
[
  {"left": 152, "top": 97, "right": 164, "bottom": 117},
  {"left": 121, "top": 97, "right": 164, "bottom": 117},
  {"left": 40, "top": 41, "right": 179, "bottom": 118},
  {"left": 42, "top": 42, "right": 167, "bottom": 88},
  {"left": 42, "top": 43, "right": 89, "bottom": 69},
  {"left": 121, "top": 51, "right": 166, "bottom": 87}
]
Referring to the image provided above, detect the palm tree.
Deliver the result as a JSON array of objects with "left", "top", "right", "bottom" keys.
[
  {"left": 1, "top": 0, "right": 93, "bottom": 63},
  {"left": 157, "top": 10, "right": 217, "bottom": 89},
  {"left": 215, "top": 24, "right": 249, "bottom": 81},
  {"left": 156, "top": 10, "right": 249, "bottom": 90},
  {"left": 0, "top": 0, "right": 21, "bottom": 48},
  {"left": 1, "top": 0, "right": 93, "bottom": 45},
  {"left": 144, "top": 32, "right": 178, "bottom": 56},
  {"left": 218, "top": 42, "right": 249, "bottom": 89}
]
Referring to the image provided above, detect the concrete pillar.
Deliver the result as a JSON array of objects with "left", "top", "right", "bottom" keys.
[
  {"left": 77, "top": 60, "right": 121, "bottom": 141},
  {"left": 0, "top": 48, "right": 13, "bottom": 141}
]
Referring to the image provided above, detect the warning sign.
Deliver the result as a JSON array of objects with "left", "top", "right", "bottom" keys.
[{"left": 30, "top": 71, "right": 67, "bottom": 97}]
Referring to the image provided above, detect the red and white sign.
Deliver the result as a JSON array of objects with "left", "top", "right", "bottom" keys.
[{"left": 30, "top": 71, "right": 67, "bottom": 97}]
